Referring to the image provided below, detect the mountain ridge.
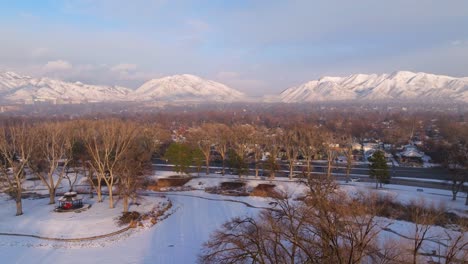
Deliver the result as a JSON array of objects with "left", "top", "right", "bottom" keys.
[{"left": 280, "top": 71, "right": 468, "bottom": 103}]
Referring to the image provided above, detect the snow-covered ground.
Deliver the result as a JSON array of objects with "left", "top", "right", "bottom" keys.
[
  {"left": 0, "top": 191, "right": 270, "bottom": 263},
  {"left": 0, "top": 194, "right": 165, "bottom": 239},
  {"left": 0, "top": 170, "right": 466, "bottom": 263}
]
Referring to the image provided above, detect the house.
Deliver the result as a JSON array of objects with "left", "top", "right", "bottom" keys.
[{"left": 397, "top": 145, "right": 424, "bottom": 164}]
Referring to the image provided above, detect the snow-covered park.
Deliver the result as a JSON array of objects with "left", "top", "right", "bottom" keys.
[{"left": 0, "top": 170, "right": 467, "bottom": 263}]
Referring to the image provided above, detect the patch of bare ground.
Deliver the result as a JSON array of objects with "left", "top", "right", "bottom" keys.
[
  {"left": 205, "top": 181, "right": 249, "bottom": 196},
  {"left": 145, "top": 176, "right": 193, "bottom": 191},
  {"left": 250, "top": 184, "right": 284, "bottom": 199},
  {"left": 361, "top": 194, "right": 468, "bottom": 228}
]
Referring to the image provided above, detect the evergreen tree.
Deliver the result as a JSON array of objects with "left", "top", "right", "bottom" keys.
[
  {"left": 164, "top": 143, "right": 192, "bottom": 174},
  {"left": 368, "top": 150, "right": 389, "bottom": 188}
]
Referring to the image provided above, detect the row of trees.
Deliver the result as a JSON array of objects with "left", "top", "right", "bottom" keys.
[
  {"left": 173, "top": 123, "right": 356, "bottom": 181},
  {"left": 1, "top": 118, "right": 466, "bottom": 216},
  {"left": 0, "top": 120, "right": 168, "bottom": 216}
]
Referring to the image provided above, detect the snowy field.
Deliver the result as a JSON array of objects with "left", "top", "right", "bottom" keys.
[{"left": 0, "top": 170, "right": 466, "bottom": 263}]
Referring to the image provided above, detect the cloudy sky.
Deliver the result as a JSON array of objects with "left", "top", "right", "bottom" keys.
[{"left": 1, "top": 0, "right": 468, "bottom": 95}]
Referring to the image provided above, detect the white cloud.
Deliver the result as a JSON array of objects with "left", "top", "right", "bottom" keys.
[
  {"left": 44, "top": 60, "right": 73, "bottom": 71},
  {"left": 111, "top": 63, "right": 138, "bottom": 72}
]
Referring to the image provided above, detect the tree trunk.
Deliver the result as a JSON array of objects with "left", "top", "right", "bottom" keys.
[
  {"left": 465, "top": 192, "right": 468, "bottom": 205},
  {"left": 289, "top": 162, "right": 294, "bottom": 180},
  {"left": 15, "top": 189, "right": 23, "bottom": 216},
  {"left": 452, "top": 191, "right": 457, "bottom": 201},
  {"left": 221, "top": 158, "right": 225, "bottom": 176},
  {"left": 255, "top": 161, "right": 259, "bottom": 178},
  {"left": 49, "top": 188, "right": 56, "bottom": 204},
  {"left": 97, "top": 179, "right": 102, "bottom": 202},
  {"left": 108, "top": 186, "right": 114, "bottom": 208},
  {"left": 123, "top": 194, "right": 129, "bottom": 213},
  {"left": 205, "top": 158, "right": 210, "bottom": 175}
]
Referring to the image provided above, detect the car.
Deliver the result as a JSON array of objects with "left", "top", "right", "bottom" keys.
[
  {"left": 351, "top": 177, "right": 361, "bottom": 182},
  {"left": 214, "top": 170, "right": 222, "bottom": 174}
]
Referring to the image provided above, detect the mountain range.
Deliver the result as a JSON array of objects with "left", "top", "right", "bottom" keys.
[
  {"left": 280, "top": 71, "right": 468, "bottom": 103},
  {"left": 0, "top": 70, "right": 467, "bottom": 104}
]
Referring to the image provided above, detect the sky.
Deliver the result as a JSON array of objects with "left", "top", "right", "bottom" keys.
[{"left": 0, "top": 0, "right": 468, "bottom": 96}]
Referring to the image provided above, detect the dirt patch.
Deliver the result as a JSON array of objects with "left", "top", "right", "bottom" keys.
[
  {"left": 220, "top": 181, "right": 246, "bottom": 190},
  {"left": 146, "top": 176, "right": 192, "bottom": 191},
  {"left": 364, "top": 195, "right": 467, "bottom": 228},
  {"left": 250, "top": 184, "right": 283, "bottom": 198},
  {"left": 206, "top": 181, "right": 249, "bottom": 196}
]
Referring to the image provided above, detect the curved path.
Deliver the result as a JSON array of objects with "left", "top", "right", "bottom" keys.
[{"left": 0, "top": 191, "right": 271, "bottom": 242}]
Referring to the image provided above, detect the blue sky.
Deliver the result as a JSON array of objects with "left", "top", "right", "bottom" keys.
[{"left": 1, "top": 0, "right": 468, "bottom": 95}]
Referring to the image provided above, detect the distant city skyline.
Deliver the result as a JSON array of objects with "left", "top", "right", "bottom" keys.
[{"left": 1, "top": 0, "right": 467, "bottom": 96}]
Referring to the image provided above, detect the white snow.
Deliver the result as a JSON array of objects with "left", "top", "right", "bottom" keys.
[
  {"left": 280, "top": 71, "right": 468, "bottom": 103},
  {"left": 132, "top": 74, "right": 245, "bottom": 102}
]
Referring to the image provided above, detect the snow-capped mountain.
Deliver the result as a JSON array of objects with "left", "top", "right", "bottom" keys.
[
  {"left": 280, "top": 71, "right": 468, "bottom": 103},
  {"left": 133, "top": 74, "right": 245, "bottom": 102},
  {"left": 0, "top": 71, "right": 131, "bottom": 103}
]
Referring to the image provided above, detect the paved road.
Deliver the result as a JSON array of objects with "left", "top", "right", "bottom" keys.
[{"left": 152, "top": 160, "right": 449, "bottom": 180}]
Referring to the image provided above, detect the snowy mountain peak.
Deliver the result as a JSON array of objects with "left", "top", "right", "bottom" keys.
[
  {"left": 280, "top": 71, "right": 468, "bottom": 103},
  {"left": 133, "top": 74, "right": 245, "bottom": 102},
  {"left": 0, "top": 71, "right": 132, "bottom": 103}
]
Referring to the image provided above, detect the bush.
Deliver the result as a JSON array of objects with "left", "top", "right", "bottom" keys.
[{"left": 117, "top": 211, "right": 140, "bottom": 226}]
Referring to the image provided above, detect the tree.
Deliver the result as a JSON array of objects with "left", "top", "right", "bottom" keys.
[
  {"left": 201, "top": 188, "right": 388, "bottom": 264},
  {"left": 281, "top": 127, "right": 300, "bottom": 180},
  {"left": 342, "top": 141, "right": 354, "bottom": 183},
  {"left": 164, "top": 142, "right": 193, "bottom": 174},
  {"left": 117, "top": 131, "right": 154, "bottom": 213},
  {"left": 0, "top": 123, "right": 35, "bottom": 216},
  {"left": 249, "top": 126, "right": 265, "bottom": 178},
  {"left": 298, "top": 125, "right": 321, "bottom": 178},
  {"left": 443, "top": 144, "right": 467, "bottom": 201},
  {"left": 369, "top": 150, "right": 389, "bottom": 188},
  {"left": 264, "top": 128, "right": 281, "bottom": 179},
  {"left": 323, "top": 132, "right": 340, "bottom": 179},
  {"left": 191, "top": 147, "right": 205, "bottom": 176},
  {"left": 212, "top": 124, "right": 232, "bottom": 176},
  {"left": 231, "top": 124, "right": 255, "bottom": 178},
  {"left": 407, "top": 199, "right": 443, "bottom": 264},
  {"left": 187, "top": 124, "right": 215, "bottom": 175},
  {"left": 227, "top": 149, "right": 248, "bottom": 177},
  {"left": 28, "top": 122, "right": 73, "bottom": 204},
  {"left": 83, "top": 120, "right": 137, "bottom": 208}
]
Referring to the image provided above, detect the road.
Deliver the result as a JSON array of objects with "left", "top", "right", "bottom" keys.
[{"left": 152, "top": 159, "right": 453, "bottom": 190}]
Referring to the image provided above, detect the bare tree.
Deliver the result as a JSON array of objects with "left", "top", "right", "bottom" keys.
[
  {"left": 0, "top": 123, "right": 35, "bottom": 216},
  {"left": 187, "top": 124, "right": 216, "bottom": 175},
  {"left": 83, "top": 119, "right": 137, "bottom": 208},
  {"left": 282, "top": 127, "right": 300, "bottom": 179},
  {"left": 212, "top": 124, "right": 232, "bottom": 176},
  {"left": 342, "top": 136, "right": 354, "bottom": 183},
  {"left": 232, "top": 124, "right": 255, "bottom": 178},
  {"left": 250, "top": 126, "right": 266, "bottom": 178},
  {"left": 264, "top": 128, "right": 282, "bottom": 179},
  {"left": 323, "top": 132, "right": 339, "bottom": 178},
  {"left": 441, "top": 218, "right": 468, "bottom": 264},
  {"left": 408, "top": 199, "right": 442, "bottom": 264},
  {"left": 298, "top": 125, "right": 321, "bottom": 178},
  {"left": 201, "top": 185, "right": 389, "bottom": 264},
  {"left": 28, "top": 122, "right": 73, "bottom": 204},
  {"left": 117, "top": 131, "right": 154, "bottom": 213}
]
